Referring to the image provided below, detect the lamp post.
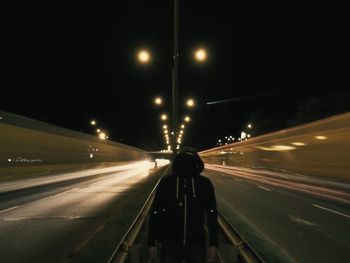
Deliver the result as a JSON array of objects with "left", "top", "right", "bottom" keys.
[
  {"left": 172, "top": 0, "right": 179, "bottom": 152},
  {"left": 137, "top": 0, "right": 206, "bottom": 152}
]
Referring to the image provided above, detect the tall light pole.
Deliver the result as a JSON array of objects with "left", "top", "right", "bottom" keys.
[{"left": 172, "top": 0, "right": 179, "bottom": 152}]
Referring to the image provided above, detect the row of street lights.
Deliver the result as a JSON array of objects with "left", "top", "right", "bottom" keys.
[
  {"left": 136, "top": 47, "right": 205, "bottom": 151},
  {"left": 154, "top": 97, "right": 194, "bottom": 152},
  {"left": 154, "top": 97, "right": 195, "bottom": 109},
  {"left": 137, "top": 48, "right": 208, "bottom": 65},
  {"left": 216, "top": 123, "right": 253, "bottom": 146},
  {"left": 90, "top": 120, "right": 108, "bottom": 140}
]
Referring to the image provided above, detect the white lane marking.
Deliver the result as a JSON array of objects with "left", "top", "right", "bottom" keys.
[
  {"left": 313, "top": 204, "right": 350, "bottom": 219},
  {"left": 258, "top": 186, "right": 272, "bottom": 192},
  {"left": 0, "top": 206, "right": 19, "bottom": 213},
  {"left": 289, "top": 215, "right": 318, "bottom": 226}
]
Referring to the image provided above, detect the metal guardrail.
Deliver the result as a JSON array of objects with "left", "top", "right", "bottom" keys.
[
  {"left": 107, "top": 170, "right": 165, "bottom": 263},
  {"left": 108, "top": 171, "right": 263, "bottom": 263},
  {"left": 218, "top": 213, "right": 264, "bottom": 263}
]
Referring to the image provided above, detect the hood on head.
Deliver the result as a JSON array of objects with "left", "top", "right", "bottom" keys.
[{"left": 172, "top": 147, "right": 204, "bottom": 177}]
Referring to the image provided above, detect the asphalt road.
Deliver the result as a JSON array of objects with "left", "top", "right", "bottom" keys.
[
  {"left": 204, "top": 168, "right": 350, "bottom": 263},
  {"left": 0, "top": 161, "right": 167, "bottom": 263}
]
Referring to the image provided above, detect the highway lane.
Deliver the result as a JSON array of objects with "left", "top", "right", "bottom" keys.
[
  {"left": 0, "top": 161, "right": 168, "bottom": 263},
  {"left": 204, "top": 168, "right": 350, "bottom": 263}
]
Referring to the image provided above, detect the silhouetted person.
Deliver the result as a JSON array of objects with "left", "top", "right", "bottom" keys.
[{"left": 148, "top": 148, "right": 218, "bottom": 263}]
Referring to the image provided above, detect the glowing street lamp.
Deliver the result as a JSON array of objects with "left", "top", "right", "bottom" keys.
[
  {"left": 154, "top": 97, "right": 163, "bottom": 105},
  {"left": 186, "top": 98, "right": 195, "bottom": 108},
  {"left": 137, "top": 50, "right": 151, "bottom": 64},
  {"left": 96, "top": 129, "right": 101, "bottom": 133},
  {"left": 194, "top": 48, "right": 207, "bottom": 62},
  {"left": 90, "top": 120, "right": 96, "bottom": 126},
  {"left": 184, "top": 116, "right": 191, "bottom": 123},
  {"left": 180, "top": 124, "right": 185, "bottom": 129},
  {"left": 99, "top": 132, "right": 106, "bottom": 140},
  {"left": 161, "top": 114, "right": 167, "bottom": 121},
  {"left": 247, "top": 124, "right": 252, "bottom": 129}
]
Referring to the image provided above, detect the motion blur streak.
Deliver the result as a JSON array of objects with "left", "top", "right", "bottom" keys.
[
  {"left": 200, "top": 112, "right": 350, "bottom": 180},
  {"left": 1, "top": 164, "right": 152, "bottom": 220},
  {"left": 206, "top": 164, "right": 350, "bottom": 205},
  {"left": 0, "top": 161, "right": 166, "bottom": 263},
  {"left": 0, "top": 161, "right": 155, "bottom": 194}
]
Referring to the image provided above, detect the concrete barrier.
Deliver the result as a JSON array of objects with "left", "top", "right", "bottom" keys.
[
  {"left": 0, "top": 111, "right": 149, "bottom": 168},
  {"left": 200, "top": 113, "right": 350, "bottom": 182}
]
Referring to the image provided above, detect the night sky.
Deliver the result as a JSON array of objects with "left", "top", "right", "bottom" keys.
[{"left": 1, "top": 2, "right": 349, "bottom": 151}]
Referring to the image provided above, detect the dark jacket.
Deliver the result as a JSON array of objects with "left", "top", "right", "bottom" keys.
[{"left": 148, "top": 150, "right": 218, "bottom": 247}]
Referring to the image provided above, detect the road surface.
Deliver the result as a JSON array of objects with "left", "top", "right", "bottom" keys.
[
  {"left": 205, "top": 167, "right": 350, "bottom": 263},
  {"left": 0, "top": 161, "right": 167, "bottom": 263}
]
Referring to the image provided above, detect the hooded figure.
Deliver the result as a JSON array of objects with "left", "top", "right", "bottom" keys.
[{"left": 148, "top": 148, "right": 218, "bottom": 263}]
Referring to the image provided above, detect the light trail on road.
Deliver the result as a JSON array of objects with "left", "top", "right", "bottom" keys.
[{"left": 0, "top": 161, "right": 167, "bottom": 263}]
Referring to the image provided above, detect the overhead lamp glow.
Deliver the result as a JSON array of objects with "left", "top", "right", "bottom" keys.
[
  {"left": 138, "top": 50, "right": 151, "bottom": 63},
  {"left": 161, "top": 114, "right": 167, "bottom": 121},
  {"left": 194, "top": 48, "right": 207, "bottom": 62},
  {"left": 186, "top": 99, "right": 195, "bottom": 107},
  {"left": 154, "top": 97, "right": 162, "bottom": 105},
  {"left": 184, "top": 116, "right": 190, "bottom": 122},
  {"left": 99, "top": 132, "right": 106, "bottom": 140}
]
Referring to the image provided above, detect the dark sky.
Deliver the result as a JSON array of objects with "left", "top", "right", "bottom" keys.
[{"left": 1, "top": 2, "right": 349, "bottom": 151}]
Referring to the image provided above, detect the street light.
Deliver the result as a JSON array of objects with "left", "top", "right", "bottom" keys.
[
  {"left": 161, "top": 114, "right": 167, "bottom": 121},
  {"left": 99, "top": 132, "right": 106, "bottom": 140},
  {"left": 96, "top": 129, "right": 101, "bottom": 133},
  {"left": 154, "top": 97, "right": 163, "bottom": 105},
  {"left": 194, "top": 48, "right": 207, "bottom": 62},
  {"left": 137, "top": 50, "right": 151, "bottom": 64},
  {"left": 186, "top": 98, "right": 195, "bottom": 108},
  {"left": 184, "top": 116, "right": 190, "bottom": 123},
  {"left": 90, "top": 120, "right": 96, "bottom": 126},
  {"left": 138, "top": 1, "right": 208, "bottom": 152}
]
